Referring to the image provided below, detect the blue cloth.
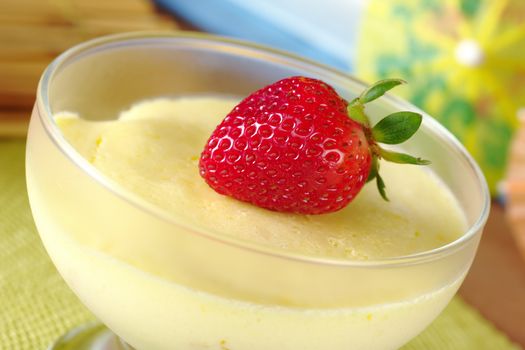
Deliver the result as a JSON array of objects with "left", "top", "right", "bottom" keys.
[{"left": 155, "top": 0, "right": 363, "bottom": 71}]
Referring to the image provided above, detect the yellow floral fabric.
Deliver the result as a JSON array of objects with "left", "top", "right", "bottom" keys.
[{"left": 357, "top": 0, "right": 525, "bottom": 193}]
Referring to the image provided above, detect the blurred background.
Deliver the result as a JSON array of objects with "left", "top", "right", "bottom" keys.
[{"left": 0, "top": 0, "right": 524, "bottom": 349}]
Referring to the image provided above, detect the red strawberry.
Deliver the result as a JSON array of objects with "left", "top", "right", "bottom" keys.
[{"left": 199, "top": 76, "right": 429, "bottom": 215}]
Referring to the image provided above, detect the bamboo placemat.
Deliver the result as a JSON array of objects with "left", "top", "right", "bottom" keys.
[{"left": 0, "top": 0, "right": 179, "bottom": 137}]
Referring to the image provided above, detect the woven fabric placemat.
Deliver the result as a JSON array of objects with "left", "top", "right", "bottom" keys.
[{"left": 0, "top": 139, "right": 520, "bottom": 350}]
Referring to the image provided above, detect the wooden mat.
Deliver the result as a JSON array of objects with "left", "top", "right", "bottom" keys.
[{"left": 0, "top": 0, "right": 179, "bottom": 137}]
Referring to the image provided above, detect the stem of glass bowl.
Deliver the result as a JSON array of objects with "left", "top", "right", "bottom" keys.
[{"left": 48, "top": 322, "right": 135, "bottom": 350}]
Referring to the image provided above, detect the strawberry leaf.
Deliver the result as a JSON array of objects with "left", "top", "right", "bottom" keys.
[
  {"left": 356, "top": 79, "right": 429, "bottom": 202},
  {"left": 372, "top": 111, "right": 422, "bottom": 144},
  {"left": 375, "top": 172, "right": 389, "bottom": 201},
  {"left": 367, "top": 156, "right": 378, "bottom": 182},
  {"left": 379, "top": 148, "right": 431, "bottom": 165},
  {"left": 347, "top": 102, "right": 370, "bottom": 125},
  {"left": 359, "top": 78, "right": 406, "bottom": 104}
]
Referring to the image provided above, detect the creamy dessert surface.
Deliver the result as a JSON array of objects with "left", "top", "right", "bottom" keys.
[{"left": 55, "top": 97, "right": 467, "bottom": 260}]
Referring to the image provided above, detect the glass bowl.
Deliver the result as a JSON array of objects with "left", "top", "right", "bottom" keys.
[{"left": 26, "top": 32, "right": 490, "bottom": 350}]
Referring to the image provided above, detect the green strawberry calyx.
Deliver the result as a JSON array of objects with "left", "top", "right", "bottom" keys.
[{"left": 347, "top": 79, "right": 431, "bottom": 201}]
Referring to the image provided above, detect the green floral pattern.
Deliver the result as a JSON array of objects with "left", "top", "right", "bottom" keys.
[{"left": 357, "top": 0, "right": 525, "bottom": 193}]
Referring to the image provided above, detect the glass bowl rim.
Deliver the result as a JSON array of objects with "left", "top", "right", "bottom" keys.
[{"left": 35, "top": 31, "right": 491, "bottom": 268}]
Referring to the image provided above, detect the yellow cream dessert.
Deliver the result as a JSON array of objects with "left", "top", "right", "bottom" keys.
[
  {"left": 55, "top": 97, "right": 465, "bottom": 260},
  {"left": 36, "top": 96, "right": 468, "bottom": 350}
]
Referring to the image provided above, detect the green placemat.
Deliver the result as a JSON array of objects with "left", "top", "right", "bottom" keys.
[{"left": 0, "top": 139, "right": 521, "bottom": 350}]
